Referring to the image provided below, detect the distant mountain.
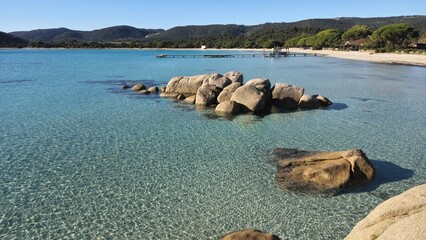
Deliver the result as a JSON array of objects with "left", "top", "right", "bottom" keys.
[
  {"left": 7, "top": 16, "right": 426, "bottom": 44},
  {"left": 0, "top": 31, "right": 28, "bottom": 47},
  {"left": 10, "top": 26, "right": 164, "bottom": 43}
]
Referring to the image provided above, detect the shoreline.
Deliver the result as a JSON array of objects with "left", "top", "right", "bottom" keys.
[
  {"left": 2, "top": 47, "right": 426, "bottom": 67},
  {"left": 288, "top": 48, "right": 426, "bottom": 67}
]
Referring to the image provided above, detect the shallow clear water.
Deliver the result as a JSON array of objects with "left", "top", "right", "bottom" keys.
[{"left": 0, "top": 49, "right": 425, "bottom": 239}]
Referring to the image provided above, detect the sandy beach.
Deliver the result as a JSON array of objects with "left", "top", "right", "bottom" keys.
[{"left": 288, "top": 48, "right": 426, "bottom": 67}]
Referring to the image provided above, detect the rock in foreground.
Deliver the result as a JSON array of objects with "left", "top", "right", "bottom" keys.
[
  {"left": 274, "top": 148, "right": 375, "bottom": 194},
  {"left": 345, "top": 184, "right": 426, "bottom": 240},
  {"left": 220, "top": 229, "right": 281, "bottom": 240}
]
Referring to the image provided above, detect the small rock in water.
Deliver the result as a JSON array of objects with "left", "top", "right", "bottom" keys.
[
  {"left": 220, "top": 229, "right": 281, "bottom": 240},
  {"left": 148, "top": 86, "right": 159, "bottom": 93},
  {"left": 121, "top": 85, "right": 131, "bottom": 89},
  {"left": 139, "top": 90, "right": 151, "bottom": 95},
  {"left": 132, "top": 84, "right": 146, "bottom": 91}
]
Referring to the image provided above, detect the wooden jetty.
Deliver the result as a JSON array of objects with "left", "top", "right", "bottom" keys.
[{"left": 156, "top": 51, "right": 320, "bottom": 59}]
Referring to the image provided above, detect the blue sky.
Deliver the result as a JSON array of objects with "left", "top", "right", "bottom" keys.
[{"left": 1, "top": 0, "right": 425, "bottom": 32}]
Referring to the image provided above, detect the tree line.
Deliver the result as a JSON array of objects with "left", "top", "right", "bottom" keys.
[
  {"left": 9, "top": 23, "right": 425, "bottom": 52},
  {"left": 284, "top": 23, "right": 421, "bottom": 52}
]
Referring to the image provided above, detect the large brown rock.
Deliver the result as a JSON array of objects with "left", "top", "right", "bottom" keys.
[
  {"left": 195, "top": 83, "right": 221, "bottom": 106},
  {"left": 271, "top": 83, "right": 304, "bottom": 109},
  {"left": 165, "top": 74, "right": 208, "bottom": 94},
  {"left": 224, "top": 71, "right": 244, "bottom": 83},
  {"left": 220, "top": 229, "right": 281, "bottom": 240},
  {"left": 345, "top": 184, "right": 426, "bottom": 240},
  {"left": 274, "top": 148, "right": 375, "bottom": 194},
  {"left": 230, "top": 84, "right": 266, "bottom": 112},
  {"left": 217, "top": 82, "right": 242, "bottom": 103}
]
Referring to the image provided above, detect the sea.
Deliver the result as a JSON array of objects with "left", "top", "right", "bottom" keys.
[{"left": 1, "top": 49, "right": 425, "bottom": 239}]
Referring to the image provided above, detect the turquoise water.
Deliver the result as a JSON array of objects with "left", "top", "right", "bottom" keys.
[{"left": 0, "top": 49, "right": 425, "bottom": 239}]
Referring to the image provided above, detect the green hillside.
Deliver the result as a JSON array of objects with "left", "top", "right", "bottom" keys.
[{"left": 0, "top": 31, "right": 28, "bottom": 47}]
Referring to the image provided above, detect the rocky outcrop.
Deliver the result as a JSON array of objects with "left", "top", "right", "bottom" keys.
[
  {"left": 220, "top": 229, "right": 281, "bottom": 240},
  {"left": 271, "top": 83, "right": 304, "bottom": 109},
  {"left": 345, "top": 184, "right": 426, "bottom": 240},
  {"left": 274, "top": 148, "right": 375, "bottom": 194},
  {"left": 161, "top": 72, "right": 332, "bottom": 116}
]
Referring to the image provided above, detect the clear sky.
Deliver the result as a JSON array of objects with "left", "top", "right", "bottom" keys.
[{"left": 1, "top": 0, "right": 425, "bottom": 32}]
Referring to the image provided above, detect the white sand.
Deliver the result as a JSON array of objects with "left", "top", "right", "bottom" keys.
[{"left": 288, "top": 48, "right": 426, "bottom": 67}]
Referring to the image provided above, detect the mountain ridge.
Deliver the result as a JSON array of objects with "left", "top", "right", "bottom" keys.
[{"left": 6, "top": 15, "right": 426, "bottom": 44}]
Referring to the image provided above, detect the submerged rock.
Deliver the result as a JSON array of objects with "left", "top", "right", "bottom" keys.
[
  {"left": 183, "top": 95, "right": 196, "bottom": 104},
  {"left": 215, "top": 100, "right": 240, "bottom": 114},
  {"left": 345, "top": 184, "right": 426, "bottom": 240},
  {"left": 159, "top": 92, "right": 179, "bottom": 98},
  {"left": 220, "top": 229, "right": 281, "bottom": 240},
  {"left": 139, "top": 90, "right": 150, "bottom": 95},
  {"left": 274, "top": 148, "right": 375, "bottom": 194}
]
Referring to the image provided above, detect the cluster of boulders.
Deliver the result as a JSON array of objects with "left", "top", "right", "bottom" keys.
[
  {"left": 158, "top": 71, "right": 332, "bottom": 114},
  {"left": 273, "top": 148, "right": 376, "bottom": 194}
]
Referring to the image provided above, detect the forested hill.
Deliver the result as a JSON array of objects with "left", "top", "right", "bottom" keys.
[
  {"left": 4, "top": 15, "right": 426, "bottom": 49},
  {"left": 10, "top": 26, "right": 164, "bottom": 43},
  {"left": 148, "top": 15, "right": 426, "bottom": 41},
  {"left": 0, "top": 31, "right": 28, "bottom": 47}
]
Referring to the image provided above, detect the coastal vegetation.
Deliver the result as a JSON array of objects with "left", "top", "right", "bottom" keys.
[{"left": 2, "top": 16, "right": 426, "bottom": 52}]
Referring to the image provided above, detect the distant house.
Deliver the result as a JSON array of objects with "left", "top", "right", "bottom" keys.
[
  {"left": 412, "top": 43, "right": 426, "bottom": 49},
  {"left": 201, "top": 45, "right": 207, "bottom": 49},
  {"left": 345, "top": 38, "right": 368, "bottom": 47}
]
